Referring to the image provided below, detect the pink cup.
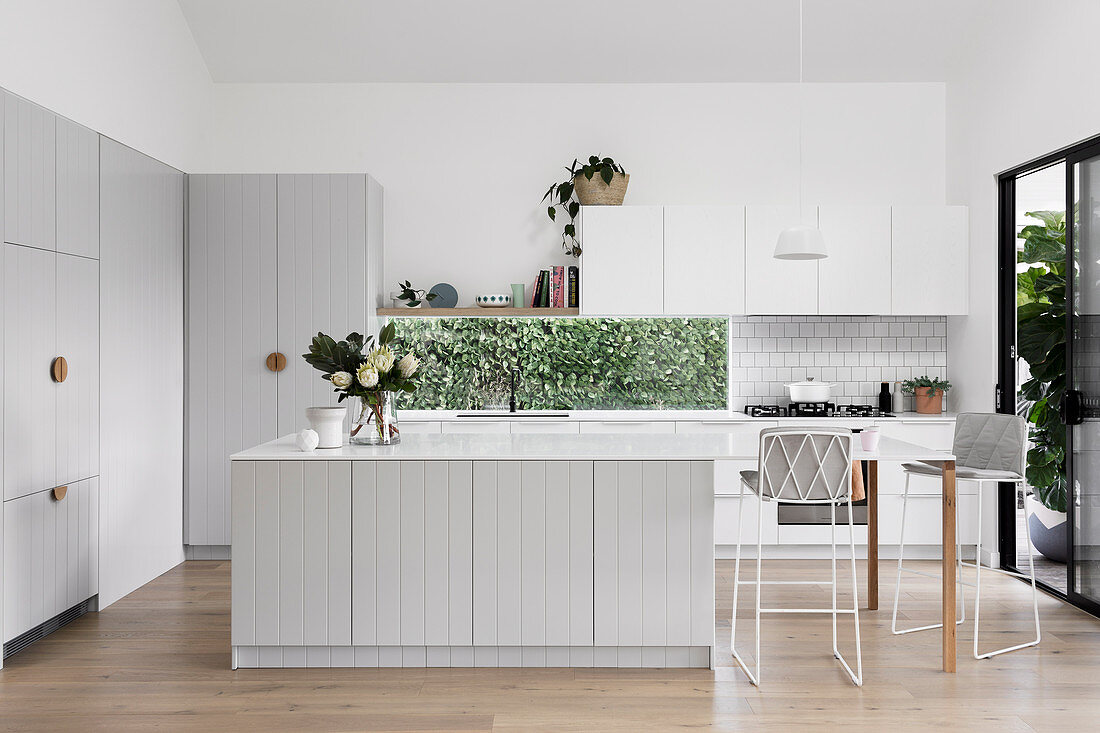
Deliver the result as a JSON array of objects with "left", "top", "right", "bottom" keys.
[{"left": 860, "top": 428, "right": 881, "bottom": 452}]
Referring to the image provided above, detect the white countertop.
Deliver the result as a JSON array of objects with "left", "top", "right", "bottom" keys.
[
  {"left": 397, "top": 409, "right": 957, "bottom": 423},
  {"left": 233, "top": 433, "right": 954, "bottom": 463}
]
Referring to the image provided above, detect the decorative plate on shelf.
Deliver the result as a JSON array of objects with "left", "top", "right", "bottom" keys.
[
  {"left": 475, "top": 294, "right": 512, "bottom": 308},
  {"left": 428, "top": 282, "right": 458, "bottom": 308}
]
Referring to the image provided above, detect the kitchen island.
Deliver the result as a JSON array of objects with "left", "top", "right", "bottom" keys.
[{"left": 229, "top": 433, "right": 725, "bottom": 669}]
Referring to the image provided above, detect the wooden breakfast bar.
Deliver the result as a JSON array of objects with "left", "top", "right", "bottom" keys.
[{"left": 230, "top": 432, "right": 958, "bottom": 672}]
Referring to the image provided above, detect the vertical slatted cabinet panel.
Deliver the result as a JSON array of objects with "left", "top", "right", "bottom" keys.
[
  {"left": 231, "top": 461, "right": 257, "bottom": 646},
  {"left": 99, "top": 138, "right": 185, "bottom": 608},
  {"left": 593, "top": 461, "right": 715, "bottom": 653},
  {"left": 365, "top": 176, "right": 385, "bottom": 338},
  {"left": 2, "top": 91, "right": 56, "bottom": 250},
  {"left": 56, "top": 254, "right": 99, "bottom": 486},
  {"left": 472, "top": 461, "right": 594, "bottom": 647},
  {"left": 55, "top": 116, "right": 99, "bottom": 259},
  {"left": 351, "top": 461, "right": 474, "bottom": 648},
  {"left": 276, "top": 174, "right": 370, "bottom": 437},
  {"left": 3, "top": 478, "right": 99, "bottom": 642},
  {"left": 186, "top": 174, "right": 277, "bottom": 546},
  {"left": 3, "top": 243, "right": 56, "bottom": 500},
  {"left": 233, "top": 460, "right": 352, "bottom": 648}
]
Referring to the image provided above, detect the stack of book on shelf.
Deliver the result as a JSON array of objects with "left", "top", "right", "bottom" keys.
[{"left": 529, "top": 265, "right": 580, "bottom": 308}]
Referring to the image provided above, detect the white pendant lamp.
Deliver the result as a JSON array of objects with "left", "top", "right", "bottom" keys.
[
  {"left": 774, "top": 0, "right": 827, "bottom": 261},
  {"left": 774, "top": 225, "right": 827, "bottom": 260}
]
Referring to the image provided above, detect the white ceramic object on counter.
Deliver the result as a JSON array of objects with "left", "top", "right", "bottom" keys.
[
  {"left": 305, "top": 406, "right": 347, "bottom": 448},
  {"left": 295, "top": 429, "right": 320, "bottom": 452},
  {"left": 475, "top": 294, "right": 511, "bottom": 308},
  {"left": 785, "top": 377, "right": 835, "bottom": 402}
]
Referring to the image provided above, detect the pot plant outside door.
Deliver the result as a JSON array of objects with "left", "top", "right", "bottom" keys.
[{"left": 1017, "top": 209, "right": 1069, "bottom": 562}]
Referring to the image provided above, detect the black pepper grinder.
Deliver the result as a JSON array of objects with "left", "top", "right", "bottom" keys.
[{"left": 878, "top": 382, "right": 892, "bottom": 414}]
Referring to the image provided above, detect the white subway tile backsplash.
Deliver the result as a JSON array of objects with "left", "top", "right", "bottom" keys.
[{"left": 730, "top": 315, "right": 948, "bottom": 410}]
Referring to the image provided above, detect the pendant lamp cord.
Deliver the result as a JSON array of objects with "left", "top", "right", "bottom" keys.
[{"left": 798, "top": 0, "right": 804, "bottom": 220}]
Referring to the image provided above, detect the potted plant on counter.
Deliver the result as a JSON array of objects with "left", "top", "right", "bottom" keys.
[
  {"left": 902, "top": 376, "right": 952, "bottom": 414},
  {"left": 303, "top": 322, "right": 423, "bottom": 445},
  {"left": 543, "top": 155, "right": 628, "bottom": 256}
]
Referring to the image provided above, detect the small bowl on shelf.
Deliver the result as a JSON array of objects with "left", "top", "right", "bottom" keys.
[{"left": 475, "top": 294, "right": 512, "bottom": 308}]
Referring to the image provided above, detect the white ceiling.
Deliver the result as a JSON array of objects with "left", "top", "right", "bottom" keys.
[{"left": 176, "top": 0, "right": 989, "bottom": 84}]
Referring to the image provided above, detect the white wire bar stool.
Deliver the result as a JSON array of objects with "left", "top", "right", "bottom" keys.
[
  {"left": 891, "top": 412, "right": 1041, "bottom": 659},
  {"left": 731, "top": 427, "right": 862, "bottom": 686}
]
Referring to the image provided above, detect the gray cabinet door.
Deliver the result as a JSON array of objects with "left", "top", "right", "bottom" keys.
[
  {"left": 2, "top": 91, "right": 56, "bottom": 250},
  {"left": 56, "top": 253, "right": 99, "bottom": 486},
  {"left": 186, "top": 174, "right": 278, "bottom": 545},
  {"left": 3, "top": 243, "right": 56, "bottom": 500},
  {"left": 99, "top": 137, "right": 184, "bottom": 608},
  {"left": 275, "top": 174, "right": 371, "bottom": 437},
  {"left": 56, "top": 117, "right": 99, "bottom": 259}
]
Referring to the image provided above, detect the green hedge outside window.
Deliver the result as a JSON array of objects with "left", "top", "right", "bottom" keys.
[{"left": 391, "top": 317, "right": 728, "bottom": 410}]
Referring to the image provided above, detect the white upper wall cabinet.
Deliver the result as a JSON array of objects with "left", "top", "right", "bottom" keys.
[
  {"left": 663, "top": 206, "right": 746, "bottom": 316},
  {"left": 579, "top": 206, "right": 663, "bottom": 315},
  {"left": 891, "top": 205, "right": 968, "bottom": 315},
  {"left": 56, "top": 117, "right": 100, "bottom": 259},
  {"left": 817, "top": 205, "right": 891, "bottom": 315},
  {"left": 3, "top": 91, "right": 56, "bottom": 250},
  {"left": 744, "top": 205, "right": 818, "bottom": 315}
]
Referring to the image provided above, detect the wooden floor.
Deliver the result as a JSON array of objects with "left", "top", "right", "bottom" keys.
[{"left": 0, "top": 559, "right": 1096, "bottom": 732}]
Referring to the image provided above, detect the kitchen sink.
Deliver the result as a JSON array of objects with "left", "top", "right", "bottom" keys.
[{"left": 457, "top": 412, "right": 570, "bottom": 418}]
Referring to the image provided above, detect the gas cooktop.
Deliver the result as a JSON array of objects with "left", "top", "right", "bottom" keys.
[{"left": 744, "top": 403, "right": 896, "bottom": 418}]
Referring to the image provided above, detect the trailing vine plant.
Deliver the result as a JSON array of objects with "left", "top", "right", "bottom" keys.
[{"left": 542, "top": 155, "right": 626, "bottom": 256}]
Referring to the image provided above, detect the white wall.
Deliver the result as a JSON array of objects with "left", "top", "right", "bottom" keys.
[
  {"left": 0, "top": 0, "right": 212, "bottom": 171},
  {"left": 210, "top": 82, "right": 946, "bottom": 302},
  {"left": 946, "top": 0, "right": 1100, "bottom": 412}
]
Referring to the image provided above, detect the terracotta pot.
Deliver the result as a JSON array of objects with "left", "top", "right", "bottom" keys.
[
  {"left": 573, "top": 172, "right": 629, "bottom": 205},
  {"left": 913, "top": 386, "right": 944, "bottom": 414}
]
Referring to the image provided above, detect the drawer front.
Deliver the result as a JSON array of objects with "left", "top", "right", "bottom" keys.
[
  {"left": 442, "top": 420, "right": 511, "bottom": 434},
  {"left": 400, "top": 421, "right": 442, "bottom": 435},
  {"left": 4, "top": 477, "right": 99, "bottom": 642},
  {"left": 509, "top": 421, "right": 580, "bottom": 434},
  {"left": 579, "top": 421, "right": 677, "bottom": 434},
  {"left": 715, "top": 495, "right": 777, "bottom": 546},
  {"left": 875, "top": 421, "right": 955, "bottom": 451},
  {"left": 878, "top": 492, "right": 978, "bottom": 546},
  {"left": 777, "top": 522, "right": 868, "bottom": 546}
]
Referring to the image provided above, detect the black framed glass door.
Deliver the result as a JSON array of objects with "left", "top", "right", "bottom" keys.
[{"left": 1066, "top": 144, "right": 1100, "bottom": 613}]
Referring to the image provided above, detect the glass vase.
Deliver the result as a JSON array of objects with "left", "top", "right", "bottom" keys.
[{"left": 350, "top": 392, "right": 400, "bottom": 445}]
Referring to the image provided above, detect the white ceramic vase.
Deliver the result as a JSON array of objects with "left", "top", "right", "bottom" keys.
[{"left": 305, "top": 406, "right": 347, "bottom": 449}]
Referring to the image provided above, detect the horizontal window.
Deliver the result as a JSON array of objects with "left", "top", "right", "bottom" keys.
[{"left": 391, "top": 317, "right": 728, "bottom": 410}]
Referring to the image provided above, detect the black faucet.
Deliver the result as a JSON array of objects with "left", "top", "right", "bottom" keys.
[{"left": 509, "top": 363, "right": 521, "bottom": 413}]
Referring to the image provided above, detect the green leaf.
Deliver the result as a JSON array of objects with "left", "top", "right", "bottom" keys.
[
  {"left": 547, "top": 206, "right": 556, "bottom": 221},
  {"left": 600, "top": 166, "right": 614, "bottom": 185}
]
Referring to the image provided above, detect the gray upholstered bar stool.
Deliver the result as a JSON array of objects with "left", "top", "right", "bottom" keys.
[
  {"left": 892, "top": 412, "right": 1041, "bottom": 659},
  {"left": 731, "top": 427, "right": 862, "bottom": 686}
]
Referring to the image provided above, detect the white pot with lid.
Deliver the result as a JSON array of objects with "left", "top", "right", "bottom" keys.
[{"left": 785, "top": 377, "right": 835, "bottom": 403}]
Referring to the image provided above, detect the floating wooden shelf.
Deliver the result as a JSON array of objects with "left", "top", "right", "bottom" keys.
[{"left": 377, "top": 307, "right": 580, "bottom": 317}]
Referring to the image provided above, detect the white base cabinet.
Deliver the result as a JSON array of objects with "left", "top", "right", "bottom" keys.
[
  {"left": 231, "top": 458, "right": 715, "bottom": 668},
  {"left": 3, "top": 478, "right": 99, "bottom": 642}
]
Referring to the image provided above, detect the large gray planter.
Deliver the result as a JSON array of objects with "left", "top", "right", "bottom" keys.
[{"left": 1027, "top": 494, "right": 1067, "bottom": 564}]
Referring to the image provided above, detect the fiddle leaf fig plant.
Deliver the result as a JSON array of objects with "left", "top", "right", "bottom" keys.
[
  {"left": 1016, "top": 209, "right": 1068, "bottom": 513},
  {"left": 542, "top": 155, "right": 627, "bottom": 256}
]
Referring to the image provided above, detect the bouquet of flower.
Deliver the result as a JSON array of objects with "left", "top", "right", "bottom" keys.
[{"left": 303, "top": 322, "right": 421, "bottom": 443}]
